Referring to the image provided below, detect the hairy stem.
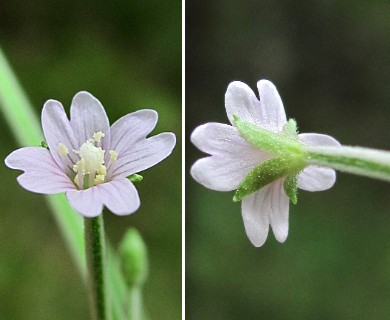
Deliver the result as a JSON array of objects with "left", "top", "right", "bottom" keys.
[
  {"left": 84, "top": 216, "right": 111, "bottom": 320},
  {"left": 305, "top": 145, "right": 390, "bottom": 182}
]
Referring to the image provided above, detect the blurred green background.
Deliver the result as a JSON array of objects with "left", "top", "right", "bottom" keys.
[
  {"left": 0, "top": 1, "right": 181, "bottom": 319},
  {"left": 186, "top": 1, "right": 390, "bottom": 319}
]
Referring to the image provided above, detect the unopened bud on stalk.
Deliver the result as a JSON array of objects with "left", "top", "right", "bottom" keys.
[{"left": 119, "top": 228, "right": 148, "bottom": 287}]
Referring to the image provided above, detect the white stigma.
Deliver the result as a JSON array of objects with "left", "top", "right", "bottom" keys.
[
  {"left": 72, "top": 132, "right": 108, "bottom": 189},
  {"left": 78, "top": 141, "right": 105, "bottom": 174}
]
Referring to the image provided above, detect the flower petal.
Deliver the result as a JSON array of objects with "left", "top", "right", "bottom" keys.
[
  {"left": 257, "top": 80, "right": 287, "bottom": 132},
  {"left": 108, "top": 109, "right": 158, "bottom": 166},
  {"left": 109, "top": 132, "right": 176, "bottom": 179},
  {"left": 191, "top": 122, "right": 270, "bottom": 157},
  {"left": 241, "top": 188, "right": 270, "bottom": 247},
  {"left": 225, "top": 81, "right": 262, "bottom": 126},
  {"left": 66, "top": 179, "right": 140, "bottom": 217},
  {"left": 190, "top": 122, "right": 271, "bottom": 191},
  {"left": 41, "top": 99, "right": 79, "bottom": 174},
  {"left": 298, "top": 166, "right": 336, "bottom": 191},
  {"left": 298, "top": 133, "right": 339, "bottom": 191},
  {"left": 70, "top": 91, "right": 110, "bottom": 151},
  {"left": 298, "top": 133, "right": 341, "bottom": 147},
  {"left": 268, "top": 180, "right": 290, "bottom": 243},
  {"left": 66, "top": 188, "right": 104, "bottom": 218},
  {"left": 96, "top": 178, "right": 140, "bottom": 215},
  {"left": 191, "top": 156, "right": 251, "bottom": 191},
  {"left": 5, "top": 147, "right": 75, "bottom": 194}
]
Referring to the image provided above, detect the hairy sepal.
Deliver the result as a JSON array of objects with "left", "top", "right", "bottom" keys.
[
  {"left": 233, "top": 115, "right": 303, "bottom": 155},
  {"left": 284, "top": 174, "right": 299, "bottom": 204},
  {"left": 233, "top": 153, "right": 305, "bottom": 202}
]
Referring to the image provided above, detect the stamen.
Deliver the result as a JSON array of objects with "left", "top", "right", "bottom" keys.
[
  {"left": 93, "top": 131, "right": 105, "bottom": 143},
  {"left": 109, "top": 150, "right": 118, "bottom": 162},
  {"left": 73, "top": 159, "right": 85, "bottom": 173},
  {"left": 59, "top": 143, "right": 69, "bottom": 156},
  {"left": 97, "top": 164, "right": 107, "bottom": 176},
  {"left": 74, "top": 174, "right": 79, "bottom": 187},
  {"left": 94, "top": 174, "right": 105, "bottom": 185}
]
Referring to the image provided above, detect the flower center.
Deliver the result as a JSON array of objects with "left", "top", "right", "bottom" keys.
[
  {"left": 58, "top": 131, "right": 118, "bottom": 189},
  {"left": 78, "top": 141, "right": 105, "bottom": 174}
]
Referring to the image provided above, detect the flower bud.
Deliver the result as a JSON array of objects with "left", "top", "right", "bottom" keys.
[{"left": 119, "top": 228, "right": 148, "bottom": 287}]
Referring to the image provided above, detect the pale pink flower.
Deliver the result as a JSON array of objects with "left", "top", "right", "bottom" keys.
[
  {"left": 5, "top": 92, "right": 176, "bottom": 217},
  {"left": 191, "top": 80, "right": 339, "bottom": 246}
]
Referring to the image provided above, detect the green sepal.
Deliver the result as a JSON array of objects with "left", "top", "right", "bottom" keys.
[
  {"left": 233, "top": 115, "right": 303, "bottom": 155},
  {"left": 119, "top": 228, "right": 149, "bottom": 287},
  {"left": 284, "top": 174, "right": 299, "bottom": 204},
  {"left": 233, "top": 153, "right": 306, "bottom": 202},
  {"left": 128, "top": 174, "right": 143, "bottom": 183},
  {"left": 40, "top": 140, "right": 49, "bottom": 149},
  {"left": 283, "top": 119, "right": 298, "bottom": 138}
]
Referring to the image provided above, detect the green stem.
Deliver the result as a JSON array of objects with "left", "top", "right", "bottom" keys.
[
  {"left": 128, "top": 286, "right": 142, "bottom": 320},
  {"left": 84, "top": 216, "right": 110, "bottom": 320},
  {"left": 305, "top": 145, "right": 390, "bottom": 182}
]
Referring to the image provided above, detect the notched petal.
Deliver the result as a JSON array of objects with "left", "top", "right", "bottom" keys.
[
  {"left": 66, "top": 188, "right": 104, "bottom": 217},
  {"left": 257, "top": 80, "right": 287, "bottom": 132},
  {"left": 110, "top": 109, "right": 158, "bottom": 156},
  {"left": 5, "top": 147, "right": 75, "bottom": 194},
  {"left": 241, "top": 189, "right": 271, "bottom": 247},
  {"left": 70, "top": 91, "right": 111, "bottom": 150},
  {"left": 97, "top": 178, "right": 140, "bottom": 216},
  {"left": 225, "top": 81, "right": 262, "bottom": 126}
]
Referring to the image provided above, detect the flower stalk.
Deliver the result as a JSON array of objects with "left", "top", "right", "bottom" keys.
[
  {"left": 84, "top": 216, "right": 110, "bottom": 320},
  {"left": 305, "top": 146, "right": 390, "bottom": 183},
  {"left": 127, "top": 287, "right": 142, "bottom": 320},
  {"left": 119, "top": 228, "right": 148, "bottom": 320}
]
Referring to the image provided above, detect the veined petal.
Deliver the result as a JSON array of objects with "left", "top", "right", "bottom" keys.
[
  {"left": 298, "top": 166, "right": 336, "bottom": 191},
  {"left": 41, "top": 99, "right": 79, "bottom": 174},
  {"left": 190, "top": 122, "right": 271, "bottom": 191},
  {"left": 96, "top": 178, "right": 140, "bottom": 215},
  {"left": 70, "top": 91, "right": 110, "bottom": 151},
  {"left": 191, "top": 156, "right": 254, "bottom": 191},
  {"left": 108, "top": 109, "right": 158, "bottom": 165},
  {"left": 5, "top": 147, "right": 75, "bottom": 194},
  {"left": 257, "top": 80, "right": 287, "bottom": 132},
  {"left": 268, "top": 180, "right": 290, "bottom": 243},
  {"left": 66, "top": 188, "right": 104, "bottom": 218},
  {"left": 191, "top": 122, "right": 271, "bottom": 157},
  {"left": 298, "top": 133, "right": 339, "bottom": 191},
  {"left": 298, "top": 133, "right": 341, "bottom": 147},
  {"left": 109, "top": 132, "right": 176, "bottom": 179},
  {"left": 225, "top": 81, "right": 262, "bottom": 126},
  {"left": 241, "top": 188, "right": 270, "bottom": 247}
]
